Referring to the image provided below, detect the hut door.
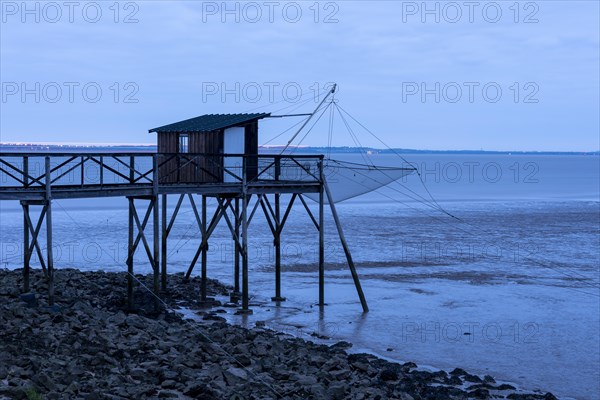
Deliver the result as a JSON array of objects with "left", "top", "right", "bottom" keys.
[{"left": 223, "top": 127, "right": 244, "bottom": 182}]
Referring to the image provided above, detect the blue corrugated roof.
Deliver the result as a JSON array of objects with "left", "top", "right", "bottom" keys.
[{"left": 149, "top": 113, "right": 270, "bottom": 133}]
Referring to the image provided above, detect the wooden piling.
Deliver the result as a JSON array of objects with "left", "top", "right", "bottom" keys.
[
  {"left": 234, "top": 198, "right": 240, "bottom": 294},
  {"left": 319, "top": 159, "right": 325, "bottom": 308},
  {"left": 323, "top": 177, "right": 369, "bottom": 313},
  {"left": 127, "top": 198, "right": 134, "bottom": 310},
  {"left": 22, "top": 158, "right": 29, "bottom": 292},
  {"left": 152, "top": 156, "right": 160, "bottom": 310},
  {"left": 22, "top": 203, "right": 30, "bottom": 293},
  {"left": 240, "top": 162, "right": 252, "bottom": 313},
  {"left": 161, "top": 194, "right": 167, "bottom": 291},
  {"left": 272, "top": 192, "right": 285, "bottom": 301},
  {"left": 44, "top": 157, "right": 55, "bottom": 306},
  {"left": 201, "top": 195, "right": 207, "bottom": 301},
  {"left": 45, "top": 203, "right": 54, "bottom": 306},
  {"left": 241, "top": 193, "right": 250, "bottom": 312}
]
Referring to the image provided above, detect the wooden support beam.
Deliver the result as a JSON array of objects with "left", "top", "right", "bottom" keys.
[
  {"left": 80, "top": 156, "right": 85, "bottom": 186},
  {"left": 49, "top": 156, "right": 84, "bottom": 185},
  {"left": 319, "top": 160, "right": 325, "bottom": 308},
  {"left": 272, "top": 157, "right": 284, "bottom": 302},
  {"left": 20, "top": 199, "right": 52, "bottom": 294},
  {"left": 89, "top": 157, "right": 131, "bottom": 183},
  {"left": 126, "top": 196, "right": 159, "bottom": 311},
  {"left": 275, "top": 193, "right": 298, "bottom": 237},
  {"left": 23, "top": 156, "right": 29, "bottom": 188},
  {"left": 238, "top": 161, "right": 252, "bottom": 314},
  {"left": 45, "top": 156, "right": 55, "bottom": 306},
  {"left": 262, "top": 195, "right": 277, "bottom": 222},
  {"left": 259, "top": 196, "right": 276, "bottom": 236},
  {"left": 46, "top": 203, "right": 54, "bottom": 306},
  {"left": 22, "top": 203, "right": 48, "bottom": 275},
  {"left": 129, "top": 155, "right": 135, "bottom": 183},
  {"left": 22, "top": 203, "right": 29, "bottom": 292},
  {"left": 246, "top": 194, "right": 262, "bottom": 227},
  {"left": 166, "top": 194, "right": 185, "bottom": 236},
  {"left": 218, "top": 198, "right": 244, "bottom": 257},
  {"left": 0, "top": 158, "right": 28, "bottom": 184},
  {"left": 298, "top": 194, "right": 320, "bottom": 231},
  {"left": 153, "top": 195, "right": 159, "bottom": 311},
  {"left": 28, "top": 156, "right": 76, "bottom": 186},
  {"left": 113, "top": 155, "right": 151, "bottom": 183},
  {"left": 161, "top": 194, "right": 167, "bottom": 291},
  {"left": 131, "top": 203, "right": 155, "bottom": 264},
  {"left": 234, "top": 198, "right": 240, "bottom": 294},
  {"left": 184, "top": 200, "right": 225, "bottom": 280},
  {"left": 23, "top": 161, "right": 30, "bottom": 292},
  {"left": 272, "top": 193, "right": 285, "bottom": 302},
  {"left": 323, "top": 176, "right": 369, "bottom": 313},
  {"left": 0, "top": 165, "right": 25, "bottom": 185},
  {"left": 130, "top": 199, "right": 153, "bottom": 258},
  {"left": 99, "top": 156, "right": 104, "bottom": 187},
  {"left": 206, "top": 201, "right": 226, "bottom": 237},
  {"left": 241, "top": 191, "right": 250, "bottom": 313},
  {"left": 152, "top": 155, "right": 160, "bottom": 311},
  {"left": 127, "top": 198, "right": 134, "bottom": 310},
  {"left": 188, "top": 194, "right": 204, "bottom": 237},
  {"left": 201, "top": 195, "right": 207, "bottom": 301}
]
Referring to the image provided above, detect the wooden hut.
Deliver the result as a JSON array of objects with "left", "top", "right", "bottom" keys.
[{"left": 149, "top": 113, "right": 270, "bottom": 184}]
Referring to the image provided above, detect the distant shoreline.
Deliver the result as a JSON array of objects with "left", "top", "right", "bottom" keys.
[{"left": 0, "top": 143, "right": 598, "bottom": 156}]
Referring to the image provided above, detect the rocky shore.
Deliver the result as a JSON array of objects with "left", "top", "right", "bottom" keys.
[{"left": 0, "top": 268, "right": 558, "bottom": 400}]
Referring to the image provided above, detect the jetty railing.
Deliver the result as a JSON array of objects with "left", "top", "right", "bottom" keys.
[
  {"left": 0, "top": 152, "right": 323, "bottom": 199},
  {"left": 0, "top": 151, "right": 371, "bottom": 313}
]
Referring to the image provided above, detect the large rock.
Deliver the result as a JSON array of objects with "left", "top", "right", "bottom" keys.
[{"left": 223, "top": 367, "right": 248, "bottom": 385}]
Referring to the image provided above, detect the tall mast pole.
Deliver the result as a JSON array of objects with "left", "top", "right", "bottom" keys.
[{"left": 280, "top": 84, "right": 336, "bottom": 154}]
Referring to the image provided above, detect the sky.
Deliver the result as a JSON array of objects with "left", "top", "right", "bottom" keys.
[{"left": 0, "top": 0, "right": 598, "bottom": 151}]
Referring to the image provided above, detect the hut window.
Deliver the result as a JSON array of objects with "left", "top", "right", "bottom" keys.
[{"left": 179, "top": 134, "right": 189, "bottom": 153}]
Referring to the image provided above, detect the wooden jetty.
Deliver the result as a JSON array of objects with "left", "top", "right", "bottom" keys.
[{"left": 0, "top": 113, "right": 368, "bottom": 313}]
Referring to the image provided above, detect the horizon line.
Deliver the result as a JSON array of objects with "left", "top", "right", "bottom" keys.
[{"left": 0, "top": 142, "right": 598, "bottom": 154}]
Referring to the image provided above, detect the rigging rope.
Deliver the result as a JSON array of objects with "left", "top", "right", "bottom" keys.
[
  {"left": 260, "top": 118, "right": 305, "bottom": 147},
  {"left": 242, "top": 86, "right": 329, "bottom": 115},
  {"left": 328, "top": 159, "right": 445, "bottom": 214},
  {"left": 287, "top": 98, "right": 600, "bottom": 294},
  {"left": 335, "top": 103, "right": 455, "bottom": 219},
  {"left": 334, "top": 103, "right": 374, "bottom": 167},
  {"left": 288, "top": 100, "right": 332, "bottom": 154},
  {"left": 260, "top": 91, "right": 330, "bottom": 147},
  {"left": 332, "top": 102, "right": 451, "bottom": 215},
  {"left": 329, "top": 172, "right": 600, "bottom": 297}
]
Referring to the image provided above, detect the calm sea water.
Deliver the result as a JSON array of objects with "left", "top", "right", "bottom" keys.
[{"left": 1, "top": 153, "right": 599, "bottom": 399}]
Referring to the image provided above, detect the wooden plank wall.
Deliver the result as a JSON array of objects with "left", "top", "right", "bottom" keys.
[
  {"left": 192, "top": 131, "right": 222, "bottom": 183},
  {"left": 157, "top": 132, "right": 178, "bottom": 183},
  {"left": 156, "top": 120, "right": 260, "bottom": 185}
]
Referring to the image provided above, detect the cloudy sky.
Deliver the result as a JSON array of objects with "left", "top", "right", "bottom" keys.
[{"left": 1, "top": 1, "right": 598, "bottom": 151}]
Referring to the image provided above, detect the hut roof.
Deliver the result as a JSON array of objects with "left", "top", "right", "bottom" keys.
[{"left": 149, "top": 113, "right": 270, "bottom": 133}]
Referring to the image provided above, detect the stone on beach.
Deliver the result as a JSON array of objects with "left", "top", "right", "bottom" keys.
[{"left": 0, "top": 268, "right": 557, "bottom": 400}]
